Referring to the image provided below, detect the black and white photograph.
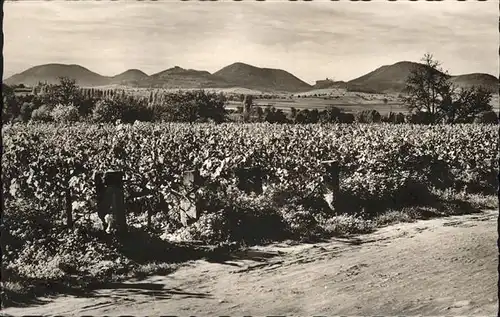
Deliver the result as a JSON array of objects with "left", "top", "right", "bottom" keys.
[{"left": 1, "top": 0, "right": 499, "bottom": 315}]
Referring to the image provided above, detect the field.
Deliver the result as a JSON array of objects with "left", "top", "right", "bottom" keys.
[
  {"left": 228, "top": 99, "right": 407, "bottom": 114},
  {"left": 4, "top": 122, "right": 497, "bottom": 207},
  {"left": 87, "top": 85, "right": 499, "bottom": 115},
  {"left": 91, "top": 85, "right": 409, "bottom": 114},
  {"left": 2, "top": 121, "right": 498, "bottom": 308}
]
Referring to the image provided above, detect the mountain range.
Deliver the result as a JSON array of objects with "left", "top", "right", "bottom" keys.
[
  {"left": 345, "top": 61, "right": 498, "bottom": 94},
  {"left": 4, "top": 61, "right": 499, "bottom": 94}
]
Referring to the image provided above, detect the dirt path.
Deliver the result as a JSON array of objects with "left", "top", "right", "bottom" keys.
[{"left": 3, "top": 209, "right": 498, "bottom": 316}]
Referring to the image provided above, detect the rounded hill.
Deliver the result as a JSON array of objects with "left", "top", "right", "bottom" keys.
[
  {"left": 213, "top": 62, "right": 312, "bottom": 93},
  {"left": 4, "top": 63, "right": 109, "bottom": 87}
]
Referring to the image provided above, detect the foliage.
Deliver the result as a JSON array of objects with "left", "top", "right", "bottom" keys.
[
  {"left": 51, "top": 104, "right": 80, "bottom": 123},
  {"left": 92, "top": 99, "right": 123, "bottom": 123},
  {"left": 18, "top": 78, "right": 98, "bottom": 120},
  {"left": 3, "top": 122, "right": 497, "bottom": 224},
  {"left": 473, "top": 110, "right": 498, "bottom": 124},
  {"left": 403, "top": 53, "right": 493, "bottom": 124},
  {"left": 264, "top": 107, "right": 288, "bottom": 123},
  {"left": 403, "top": 53, "right": 449, "bottom": 118},
  {"left": 114, "top": 95, "right": 152, "bottom": 123},
  {"left": 30, "top": 105, "right": 53, "bottom": 122},
  {"left": 1, "top": 199, "right": 133, "bottom": 305},
  {"left": 242, "top": 95, "right": 253, "bottom": 122},
  {"left": 2, "top": 84, "right": 20, "bottom": 123},
  {"left": 295, "top": 109, "right": 321, "bottom": 124},
  {"left": 2, "top": 122, "right": 498, "bottom": 305},
  {"left": 443, "top": 86, "right": 493, "bottom": 123},
  {"left": 381, "top": 112, "right": 405, "bottom": 124},
  {"left": 153, "top": 90, "right": 226, "bottom": 123},
  {"left": 254, "top": 106, "right": 264, "bottom": 121},
  {"left": 355, "top": 109, "right": 381, "bottom": 123},
  {"left": 404, "top": 111, "right": 434, "bottom": 124},
  {"left": 339, "top": 112, "right": 355, "bottom": 123},
  {"left": 40, "top": 77, "right": 85, "bottom": 111},
  {"left": 288, "top": 107, "right": 298, "bottom": 121},
  {"left": 319, "top": 106, "right": 343, "bottom": 123}
]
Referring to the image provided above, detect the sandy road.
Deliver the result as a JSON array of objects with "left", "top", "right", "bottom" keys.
[{"left": 3, "top": 209, "right": 498, "bottom": 316}]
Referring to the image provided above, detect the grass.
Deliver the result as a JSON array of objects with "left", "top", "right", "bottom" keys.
[
  {"left": 373, "top": 191, "right": 497, "bottom": 228},
  {"left": 320, "top": 214, "right": 376, "bottom": 236},
  {"left": 374, "top": 209, "right": 416, "bottom": 227}
]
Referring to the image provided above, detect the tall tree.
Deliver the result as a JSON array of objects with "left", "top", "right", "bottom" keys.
[
  {"left": 42, "top": 77, "right": 82, "bottom": 109},
  {"left": 403, "top": 53, "right": 450, "bottom": 118},
  {"left": 242, "top": 94, "right": 253, "bottom": 122},
  {"left": 403, "top": 53, "right": 493, "bottom": 124}
]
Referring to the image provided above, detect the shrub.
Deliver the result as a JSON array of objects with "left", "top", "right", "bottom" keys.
[
  {"left": 1, "top": 199, "right": 135, "bottom": 307},
  {"left": 254, "top": 106, "right": 264, "bottom": 121},
  {"left": 30, "top": 105, "right": 53, "bottom": 122},
  {"left": 51, "top": 104, "right": 79, "bottom": 123},
  {"left": 18, "top": 102, "right": 36, "bottom": 122},
  {"left": 474, "top": 111, "right": 498, "bottom": 124},
  {"left": 381, "top": 112, "right": 394, "bottom": 123},
  {"left": 119, "top": 97, "right": 153, "bottom": 123},
  {"left": 320, "top": 106, "right": 343, "bottom": 123},
  {"left": 339, "top": 112, "right": 355, "bottom": 123},
  {"left": 320, "top": 214, "right": 374, "bottom": 236},
  {"left": 166, "top": 192, "right": 288, "bottom": 245},
  {"left": 295, "top": 109, "right": 320, "bottom": 123},
  {"left": 2, "top": 84, "right": 20, "bottom": 123},
  {"left": 91, "top": 99, "right": 122, "bottom": 123},
  {"left": 404, "top": 111, "right": 434, "bottom": 124},
  {"left": 381, "top": 112, "right": 406, "bottom": 124},
  {"left": 264, "top": 108, "right": 288, "bottom": 124},
  {"left": 355, "top": 109, "right": 381, "bottom": 123},
  {"left": 279, "top": 205, "right": 322, "bottom": 240},
  {"left": 394, "top": 112, "right": 405, "bottom": 124},
  {"left": 154, "top": 90, "right": 226, "bottom": 123}
]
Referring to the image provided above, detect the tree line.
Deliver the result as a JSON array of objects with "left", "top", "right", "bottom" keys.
[
  {"left": 1, "top": 80, "right": 404, "bottom": 125},
  {"left": 2, "top": 78, "right": 227, "bottom": 124}
]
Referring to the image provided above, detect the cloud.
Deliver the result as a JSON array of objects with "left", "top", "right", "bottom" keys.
[{"left": 3, "top": 1, "right": 498, "bottom": 83}]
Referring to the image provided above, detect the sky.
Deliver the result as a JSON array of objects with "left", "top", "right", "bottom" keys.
[{"left": 3, "top": 0, "right": 499, "bottom": 84}]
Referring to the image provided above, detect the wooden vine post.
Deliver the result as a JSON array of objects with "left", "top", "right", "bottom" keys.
[
  {"left": 179, "top": 170, "right": 203, "bottom": 226},
  {"left": 320, "top": 160, "right": 340, "bottom": 213},
  {"left": 95, "top": 170, "right": 127, "bottom": 234},
  {"left": 65, "top": 171, "right": 73, "bottom": 229},
  {"left": 235, "top": 167, "right": 264, "bottom": 195}
]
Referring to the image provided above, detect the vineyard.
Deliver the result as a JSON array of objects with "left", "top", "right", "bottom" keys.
[{"left": 1, "top": 122, "right": 498, "bottom": 306}]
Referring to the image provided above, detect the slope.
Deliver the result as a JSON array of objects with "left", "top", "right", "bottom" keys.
[
  {"left": 347, "top": 61, "right": 431, "bottom": 93},
  {"left": 214, "top": 62, "right": 312, "bottom": 93},
  {"left": 144, "top": 66, "right": 231, "bottom": 89},
  {"left": 110, "top": 69, "right": 149, "bottom": 86},
  {"left": 449, "top": 73, "right": 499, "bottom": 93},
  {"left": 347, "top": 61, "right": 498, "bottom": 94},
  {"left": 4, "top": 64, "right": 110, "bottom": 87}
]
